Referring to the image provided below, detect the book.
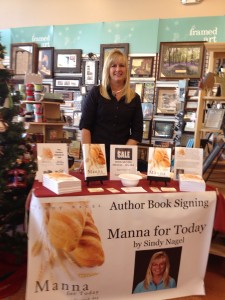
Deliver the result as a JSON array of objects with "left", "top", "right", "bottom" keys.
[
  {"left": 43, "top": 172, "right": 81, "bottom": 194},
  {"left": 82, "top": 144, "right": 108, "bottom": 181},
  {"left": 179, "top": 173, "right": 206, "bottom": 192},
  {"left": 147, "top": 147, "right": 171, "bottom": 179}
]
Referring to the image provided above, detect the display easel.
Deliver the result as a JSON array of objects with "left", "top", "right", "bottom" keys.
[
  {"left": 147, "top": 176, "right": 171, "bottom": 186},
  {"left": 85, "top": 176, "right": 108, "bottom": 186}
]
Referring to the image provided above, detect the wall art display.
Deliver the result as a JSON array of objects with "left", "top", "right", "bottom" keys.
[
  {"left": 82, "top": 60, "right": 98, "bottom": 85},
  {"left": 203, "top": 108, "right": 225, "bottom": 129},
  {"left": 37, "top": 47, "right": 54, "bottom": 78},
  {"left": 158, "top": 42, "right": 205, "bottom": 80},
  {"left": 130, "top": 56, "right": 154, "bottom": 78},
  {"left": 141, "top": 102, "right": 153, "bottom": 119},
  {"left": 43, "top": 84, "right": 51, "bottom": 93},
  {"left": 53, "top": 90, "right": 74, "bottom": 101},
  {"left": 143, "top": 120, "right": 151, "bottom": 140},
  {"left": 10, "top": 43, "right": 38, "bottom": 79},
  {"left": 54, "top": 77, "right": 81, "bottom": 90},
  {"left": 153, "top": 120, "right": 174, "bottom": 139},
  {"left": 156, "top": 87, "right": 178, "bottom": 115},
  {"left": 99, "top": 43, "right": 129, "bottom": 78},
  {"left": 142, "top": 82, "right": 155, "bottom": 102},
  {"left": 133, "top": 83, "right": 144, "bottom": 99},
  {"left": 54, "top": 49, "right": 82, "bottom": 73}
]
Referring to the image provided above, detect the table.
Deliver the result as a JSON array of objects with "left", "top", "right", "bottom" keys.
[{"left": 26, "top": 173, "right": 218, "bottom": 300}]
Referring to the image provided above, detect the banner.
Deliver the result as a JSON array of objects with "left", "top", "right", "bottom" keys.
[{"left": 26, "top": 191, "right": 216, "bottom": 300}]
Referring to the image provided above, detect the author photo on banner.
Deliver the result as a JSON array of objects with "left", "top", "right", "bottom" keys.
[{"left": 132, "top": 248, "right": 181, "bottom": 294}]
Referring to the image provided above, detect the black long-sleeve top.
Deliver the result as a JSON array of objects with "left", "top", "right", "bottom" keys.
[{"left": 79, "top": 85, "right": 143, "bottom": 168}]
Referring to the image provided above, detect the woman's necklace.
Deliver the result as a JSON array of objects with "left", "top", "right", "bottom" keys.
[{"left": 112, "top": 88, "right": 123, "bottom": 96}]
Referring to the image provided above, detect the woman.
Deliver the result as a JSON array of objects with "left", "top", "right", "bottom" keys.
[
  {"left": 79, "top": 49, "right": 143, "bottom": 171},
  {"left": 133, "top": 251, "right": 176, "bottom": 293}
]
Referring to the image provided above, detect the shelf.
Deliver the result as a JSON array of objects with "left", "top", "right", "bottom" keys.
[
  {"left": 202, "top": 96, "right": 225, "bottom": 101},
  {"left": 27, "top": 122, "right": 66, "bottom": 126}
]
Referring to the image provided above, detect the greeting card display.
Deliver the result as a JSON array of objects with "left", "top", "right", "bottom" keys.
[
  {"left": 147, "top": 147, "right": 171, "bottom": 183},
  {"left": 82, "top": 144, "right": 108, "bottom": 182}
]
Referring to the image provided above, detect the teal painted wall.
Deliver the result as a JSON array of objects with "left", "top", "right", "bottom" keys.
[{"left": 0, "top": 16, "right": 224, "bottom": 57}]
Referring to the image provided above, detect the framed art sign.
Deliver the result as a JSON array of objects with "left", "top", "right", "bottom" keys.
[
  {"left": 99, "top": 43, "right": 129, "bottom": 78},
  {"left": 204, "top": 108, "right": 225, "bottom": 129},
  {"left": 156, "top": 87, "right": 178, "bottom": 115},
  {"left": 82, "top": 60, "right": 98, "bottom": 85},
  {"left": 38, "top": 47, "right": 54, "bottom": 78},
  {"left": 158, "top": 42, "right": 205, "bottom": 80},
  {"left": 54, "top": 77, "right": 81, "bottom": 90},
  {"left": 153, "top": 120, "right": 174, "bottom": 139},
  {"left": 130, "top": 56, "right": 154, "bottom": 78},
  {"left": 10, "top": 43, "right": 38, "bottom": 79},
  {"left": 54, "top": 49, "right": 82, "bottom": 73}
]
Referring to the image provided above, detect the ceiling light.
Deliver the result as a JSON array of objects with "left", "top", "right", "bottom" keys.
[{"left": 181, "top": 0, "right": 203, "bottom": 4}]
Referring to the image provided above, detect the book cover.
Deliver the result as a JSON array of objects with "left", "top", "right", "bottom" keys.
[
  {"left": 147, "top": 147, "right": 171, "bottom": 178},
  {"left": 82, "top": 144, "right": 108, "bottom": 181}
]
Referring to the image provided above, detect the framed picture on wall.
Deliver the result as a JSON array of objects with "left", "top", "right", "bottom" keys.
[
  {"left": 158, "top": 42, "right": 205, "bottom": 80},
  {"left": 156, "top": 87, "right": 178, "bottom": 115},
  {"left": 130, "top": 56, "right": 154, "bottom": 78},
  {"left": 38, "top": 47, "right": 54, "bottom": 78},
  {"left": 54, "top": 77, "right": 81, "bottom": 90},
  {"left": 82, "top": 60, "right": 98, "bottom": 85},
  {"left": 152, "top": 120, "right": 174, "bottom": 139},
  {"left": 10, "top": 43, "right": 38, "bottom": 79},
  {"left": 143, "top": 120, "right": 151, "bottom": 140},
  {"left": 143, "top": 82, "right": 155, "bottom": 102},
  {"left": 54, "top": 49, "right": 82, "bottom": 73},
  {"left": 99, "top": 43, "right": 129, "bottom": 79}
]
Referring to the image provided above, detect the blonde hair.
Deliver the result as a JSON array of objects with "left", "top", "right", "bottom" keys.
[
  {"left": 100, "top": 48, "right": 135, "bottom": 103},
  {"left": 144, "top": 251, "right": 171, "bottom": 289}
]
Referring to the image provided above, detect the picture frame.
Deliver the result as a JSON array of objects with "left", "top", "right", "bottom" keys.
[
  {"left": 153, "top": 120, "right": 174, "bottom": 139},
  {"left": 143, "top": 120, "right": 151, "bottom": 140},
  {"left": 54, "top": 77, "right": 81, "bottom": 90},
  {"left": 10, "top": 43, "right": 38, "bottom": 79},
  {"left": 130, "top": 56, "right": 154, "bottom": 78},
  {"left": 53, "top": 90, "right": 74, "bottom": 101},
  {"left": 138, "top": 145, "right": 149, "bottom": 162},
  {"left": 54, "top": 49, "right": 82, "bottom": 73},
  {"left": 37, "top": 47, "right": 54, "bottom": 78},
  {"left": 82, "top": 60, "right": 98, "bottom": 85},
  {"left": 156, "top": 87, "right": 178, "bottom": 115},
  {"left": 158, "top": 42, "right": 205, "bottom": 80},
  {"left": 143, "top": 82, "right": 155, "bottom": 102},
  {"left": 99, "top": 43, "right": 129, "bottom": 78},
  {"left": 43, "top": 84, "right": 51, "bottom": 93},
  {"left": 142, "top": 102, "right": 153, "bottom": 119},
  {"left": 204, "top": 108, "right": 225, "bottom": 129},
  {"left": 187, "top": 87, "right": 198, "bottom": 97}
]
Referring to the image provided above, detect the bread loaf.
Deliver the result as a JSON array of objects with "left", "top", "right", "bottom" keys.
[
  {"left": 47, "top": 203, "right": 87, "bottom": 252},
  {"left": 67, "top": 212, "right": 105, "bottom": 267}
]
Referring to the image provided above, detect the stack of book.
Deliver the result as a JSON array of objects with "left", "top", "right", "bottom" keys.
[
  {"left": 179, "top": 174, "right": 206, "bottom": 192},
  {"left": 43, "top": 172, "right": 81, "bottom": 194}
]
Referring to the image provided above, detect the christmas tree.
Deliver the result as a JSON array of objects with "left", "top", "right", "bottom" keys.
[{"left": 0, "top": 42, "right": 37, "bottom": 262}]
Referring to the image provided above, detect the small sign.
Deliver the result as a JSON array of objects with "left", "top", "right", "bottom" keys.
[
  {"left": 110, "top": 145, "right": 138, "bottom": 180},
  {"left": 36, "top": 143, "right": 68, "bottom": 181}
]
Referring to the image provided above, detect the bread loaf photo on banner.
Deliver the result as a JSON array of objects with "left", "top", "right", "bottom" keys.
[{"left": 32, "top": 201, "right": 105, "bottom": 268}]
